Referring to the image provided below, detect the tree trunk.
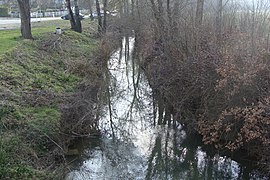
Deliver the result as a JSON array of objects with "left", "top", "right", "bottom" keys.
[
  {"left": 95, "top": 0, "right": 102, "bottom": 34},
  {"left": 131, "top": 0, "right": 135, "bottom": 17},
  {"left": 103, "top": 0, "right": 108, "bottom": 33},
  {"left": 17, "top": 0, "right": 32, "bottom": 39},
  {"left": 74, "top": 0, "right": 82, "bottom": 33},
  {"left": 195, "top": 0, "right": 204, "bottom": 27},
  {"left": 124, "top": 0, "right": 130, "bottom": 15},
  {"left": 150, "top": 0, "right": 165, "bottom": 41},
  {"left": 167, "top": 0, "right": 172, "bottom": 28},
  {"left": 89, "top": 0, "right": 94, "bottom": 21},
  {"left": 66, "top": 0, "right": 76, "bottom": 30}
]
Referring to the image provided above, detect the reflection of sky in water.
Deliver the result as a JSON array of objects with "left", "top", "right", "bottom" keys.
[
  {"left": 104, "top": 37, "right": 151, "bottom": 133},
  {"left": 66, "top": 38, "right": 266, "bottom": 180},
  {"left": 196, "top": 147, "right": 207, "bottom": 174}
]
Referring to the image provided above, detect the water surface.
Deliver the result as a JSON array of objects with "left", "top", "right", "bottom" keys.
[{"left": 66, "top": 37, "right": 266, "bottom": 180}]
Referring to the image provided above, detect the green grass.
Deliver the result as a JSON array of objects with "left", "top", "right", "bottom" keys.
[
  {"left": 0, "top": 25, "right": 99, "bottom": 179},
  {"left": 0, "top": 19, "right": 94, "bottom": 55},
  {"left": 0, "top": 30, "right": 20, "bottom": 54}
]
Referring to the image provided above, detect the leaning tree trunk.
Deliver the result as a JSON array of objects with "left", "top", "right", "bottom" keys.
[
  {"left": 66, "top": 0, "right": 76, "bottom": 30},
  {"left": 74, "top": 0, "right": 82, "bottom": 33},
  {"left": 17, "top": 0, "right": 32, "bottom": 39}
]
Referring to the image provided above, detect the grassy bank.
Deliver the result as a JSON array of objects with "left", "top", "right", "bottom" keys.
[
  {"left": 0, "top": 19, "right": 95, "bottom": 55},
  {"left": 0, "top": 25, "right": 99, "bottom": 178}
]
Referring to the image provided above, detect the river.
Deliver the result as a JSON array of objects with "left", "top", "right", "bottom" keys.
[{"left": 65, "top": 37, "right": 267, "bottom": 180}]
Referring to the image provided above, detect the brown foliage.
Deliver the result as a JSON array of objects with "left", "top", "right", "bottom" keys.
[{"left": 130, "top": 0, "right": 270, "bottom": 175}]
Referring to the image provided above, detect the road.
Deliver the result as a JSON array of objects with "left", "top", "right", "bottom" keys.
[{"left": 0, "top": 17, "right": 61, "bottom": 30}]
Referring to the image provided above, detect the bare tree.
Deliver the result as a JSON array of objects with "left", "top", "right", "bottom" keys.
[
  {"left": 167, "top": 0, "right": 172, "bottom": 29},
  {"left": 216, "top": 0, "right": 223, "bottom": 45},
  {"left": 96, "top": 0, "right": 102, "bottom": 34},
  {"left": 103, "top": 0, "right": 108, "bottom": 33},
  {"left": 195, "top": 0, "right": 204, "bottom": 50},
  {"left": 149, "top": 0, "right": 166, "bottom": 41},
  {"left": 89, "top": 0, "right": 94, "bottom": 20},
  {"left": 66, "top": 0, "right": 76, "bottom": 30},
  {"left": 74, "top": 0, "right": 82, "bottom": 33},
  {"left": 17, "top": 0, "right": 33, "bottom": 39},
  {"left": 195, "top": 0, "right": 204, "bottom": 28},
  {"left": 65, "top": 0, "right": 82, "bottom": 33}
]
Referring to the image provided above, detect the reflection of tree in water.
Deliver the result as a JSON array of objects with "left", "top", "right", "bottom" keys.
[
  {"left": 67, "top": 37, "right": 267, "bottom": 180},
  {"left": 144, "top": 129, "right": 262, "bottom": 180},
  {"left": 106, "top": 37, "right": 263, "bottom": 180},
  {"left": 104, "top": 36, "right": 152, "bottom": 141},
  {"left": 145, "top": 129, "right": 193, "bottom": 180},
  {"left": 66, "top": 138, "right": 147, "bottom": 179}
]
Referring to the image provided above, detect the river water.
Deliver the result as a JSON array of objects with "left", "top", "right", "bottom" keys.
[{"left": 66, "top": 37, "right": 267, "bottom": 180}]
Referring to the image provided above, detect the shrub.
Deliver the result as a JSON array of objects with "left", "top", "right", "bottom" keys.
[{"left": 0, "top": 7, "right": 8, "bottom": 17}]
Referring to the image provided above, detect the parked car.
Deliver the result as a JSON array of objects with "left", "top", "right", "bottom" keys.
[{"left": 61, "top": 14, "right": 84, "bottom": 20}]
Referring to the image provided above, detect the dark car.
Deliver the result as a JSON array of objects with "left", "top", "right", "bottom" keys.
[{"left": 61, "top": 14, "right": 84, "bottom": 20}]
